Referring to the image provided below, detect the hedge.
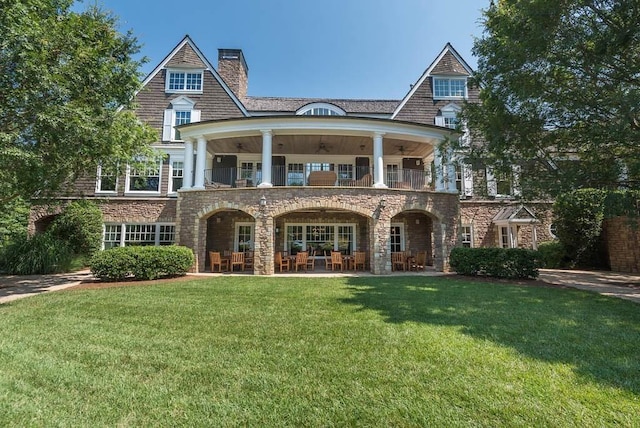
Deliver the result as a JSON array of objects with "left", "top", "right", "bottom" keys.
[
  {"left": 90, "top": 246, "right": 195, "bottom": 281},
  {"left": 450, "top": 247, "right": 540, "bottom": 279}
]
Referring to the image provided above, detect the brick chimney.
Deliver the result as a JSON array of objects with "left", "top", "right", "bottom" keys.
[{"left": 218, "top": 49, "right": 248, "bottom": 100}]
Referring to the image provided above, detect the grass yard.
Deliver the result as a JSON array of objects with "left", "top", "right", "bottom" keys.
[{"left": 0, "top": 276, "right": 638, "bottom": 427}]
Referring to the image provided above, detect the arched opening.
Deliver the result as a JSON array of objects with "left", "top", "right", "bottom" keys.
[
  {"left": 204, "top": 209, "right": 256, "bottom": 272},
  {"left": 34, "top": 214, "right": 58, "bottom": 234},
  {"left": 390, "top": 210, "right": 435, "bottom": 268}
]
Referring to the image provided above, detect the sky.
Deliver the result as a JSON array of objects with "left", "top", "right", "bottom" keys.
[{"left": 86, "top": 0, "right": 490, "bottom": 100}]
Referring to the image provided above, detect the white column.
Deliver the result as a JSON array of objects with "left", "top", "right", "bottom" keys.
[
  {"left": 532, "top": 224, "right": 538, "bottom": 250},
  {"left": 182, "top": 139, "right": 194, "bottom": 189},
  {"left": 258, "top": 130, "right": 273, "bottom": 188},
  {"left": 434, "top": 146, "right": 445, "bottom": 192},
  {"left": 372, "top": 132, "right": 387, "bottom": 188},
  {"left": 446, "top": 148, "right": 458, "bottom": 193},
  {"left": 193, "top": 135, "right": 207, "bottom": 189}
]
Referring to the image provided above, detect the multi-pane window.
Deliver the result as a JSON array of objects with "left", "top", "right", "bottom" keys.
[
  {"left": 337, "top": 226, "right": 353, "bottom": 255},
  {"left": 159, "top": 225, "right": 176, "bottom": 245},
  {"left": 173, "top": 111, "right": 191, "bottom": 140},
  {"left": 500, "top": 226, "right": 510, "bottom": 248},
  {"left": 390, "top": 224, "right": 404, "bottom": 253},
  {"left": 287, "top": 163, "right": 304, "bottom": 186},
  {"left": 128, "top": 160, "right": 161, "bottom": 193},
  {"left": 496, "top": 172, "right": 512, "bottom": 196},
  {"left": 433, "top": 78, "right": 466, "bottom": 98},
  {"left": 300, "top": 107, "right": 341, "bottom": 116},
  {"left": 103, "top": 225, "right": 122, "bottom": 249},
  {"left": 455, "top": 164, "right": 464, "bottom": 194},
  {"left": 461, "top": 225, "right": 473, "bottom": 248},
  {"left": 444, "top": 116, "right": 459, "bottom": 129},
  {"left": 96, "top": 165, "right": 118, "bottom": 193},
  {"left": 236, "top": 224, "right": 253, "bottom": 252},
  {"left": 386, "top": 164, "right": 399, "bottom": 188},
  {"left": 338, "top": 164, "right": 353, "bottom": 181},
  {"left": 102, "top": 223, "right": 176, "bottom": 248},
  {"left": 285, "top": 224, "right": 355, "bottom": 255},
  {"left": 171, "top": 161, "right": 184, "bottom": 192},
  {"left": 240, "top": 162, "right": 262, "bottom": 185},
  {"left": 167, "top": 71, "right": 202, "bottom": 92}
]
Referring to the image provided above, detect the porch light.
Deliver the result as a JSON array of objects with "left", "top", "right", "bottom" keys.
[
  {"left": 379, "top": 198, "right": 386, "bottom": 208},
  {"left": 259, "top": 195, "right": 267, "bottom": 207}
]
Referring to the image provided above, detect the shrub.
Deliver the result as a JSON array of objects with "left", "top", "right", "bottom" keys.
[
  {"left": 450, "top": 247, "right": 540, "bottom": 279},
  {"left": 0, "top": 233, "right": 74, "bottom": 274},
  {"left": 537, "top": 241, "right": 566, "bottom": 269},
  {"left": 90, "top": 246, "right": 194, "bottom": 281},
  {"left": 49, "top": 200, "right": 103, "bottom": 257}
]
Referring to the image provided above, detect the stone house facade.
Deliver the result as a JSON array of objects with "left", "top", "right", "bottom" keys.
[{"left": 29, "top": 35, "right": 554, "bottom": 274}]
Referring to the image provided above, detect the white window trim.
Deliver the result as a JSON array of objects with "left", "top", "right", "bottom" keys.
[
  {"left": 284, "top": 223, "right": 357, "bottom": 254},
  {"left": 461, "top": 224, "right": 474, "bottom": 248},
  {"left": 165, "top": 68, "right": 204, "bottom": 94},
  {"left": 168, "top": 156, "right": 185, "bottom": 195},
  {"left": 163, "top": 96, "right": 200, "bottom": 142},
  {"left": 390, "top": 222, "right": 405, "bottom": 252},
  {"left": 498, "top": 225, "right": 518, "bottom": 249},
  {"left": 234, "top": 222, "right": 255, "bottom": 252},
  {"left": 102, "top": 222, "right": 176, "bottom": 249},
  {"left": 296, "top": 102, "right": 346, "bottom": 116},
  {"left": 433, "top": 76, "right": 467, "bottom": 100},
  {"left": 124, "top": 160, "right": 163, "bottom": 196},
  {"left": 95, "top": 165, "right": 118, "bottom": 194}
]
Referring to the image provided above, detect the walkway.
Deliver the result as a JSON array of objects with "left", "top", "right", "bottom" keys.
[{"left": 0, "top": 269, "right": 639, "bottom": 304}]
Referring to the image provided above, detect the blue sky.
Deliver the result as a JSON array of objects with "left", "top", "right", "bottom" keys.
[{"left": 88, "top": 0, "right": 489, "bottom": 99}]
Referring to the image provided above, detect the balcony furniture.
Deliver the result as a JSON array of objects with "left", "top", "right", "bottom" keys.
[
  {"left": 324, "top": 251, "right": 333, "bottom": 270},
  {"left": 306, "top": 248, "right": 316, "bottom": 271},
  {"left": 294, "top": 252, "right": 309, "bottom": 272},
  {"left": 353, "top": 251, "right": 366, "bottom": 271},
  {"left": 230, "top": 252, "right": 245, "bottom": 272},
  {"left": 275, "top": 251, "right": 290, "bottom": 272},
  {"left": 205, "top": 180, "right": 232, "bottom": 189},
  {"left": 308, "top": 170, "right": 337, "bottom": 186},
  {"left": 209, "top": 251, "right": 229, "bottom": 272},
  {"left": 353, "top": 173, "right": 372, "bottom": 187},
  {"left": 343, "top": 254, "right": 354, "bottom": 270},
  {"left": 392, "top": 252, "right": 406, "bottom": 271},
  {"left": 223, "top": 250, "right": 232, "bottom": 257},
  {"left": 330, "top": 251, "right": 344, "bottom": 271},
  {"left": 235, "top": 179, "right": 248, "bottom": 188}
]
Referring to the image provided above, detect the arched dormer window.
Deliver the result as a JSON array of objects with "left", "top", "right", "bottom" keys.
[
  {"left": 162, "top": 96, "right": 200, "bottom": 141},
  {"left": 296, "top": 103, "right": 345, "bottom": 116}
]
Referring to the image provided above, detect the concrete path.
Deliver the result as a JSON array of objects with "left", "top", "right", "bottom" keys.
[{"left": 1, "top": 269, "right": 639, "bottom": 304}]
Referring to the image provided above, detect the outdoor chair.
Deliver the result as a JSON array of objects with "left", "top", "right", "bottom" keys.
[
  {"left": 230, "top": 252, "right": 245, "bottom": 272},
  {"left": 275, "top": 251, "right": 290, "bottom": 272},
  {"left": 392, "top": 252, "right": 405, "bottom": 271},
  {"left": 209, "top": 251, "right": 229, "bottom": 272},
  {"left": 244, "top": 250, "right": 254, "bottom": 271},
  {"left": 324, "top": 251, "right": 333, "bottom": 270},
  {"left": 330, "top": 251, "right": 343, "bottom": 271},
  {"left": 353, "top": 251, "right": 366, "bottom": 271},
  {"left": 295, "top": 252, "right": 309, "bottom": 272},
  {"left": 414, "top": 251, "right": 427, "bottom": 271}
]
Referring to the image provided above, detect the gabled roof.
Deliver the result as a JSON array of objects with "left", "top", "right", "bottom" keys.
[
  {"left": 243, "top": 97, "right": 400, "bottom": 115},
  {"left": 493, "top": 205, "right": 540, "bottom": 224},
  {"left": 391, "top": 43, "right": 474, "bottom": 119},
  {"left": 139, "top": 35, "right": 249, "bottom": 116}
]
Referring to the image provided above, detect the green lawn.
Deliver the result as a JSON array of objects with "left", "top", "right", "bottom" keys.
[{"left": 0, "top": 276, "right": 638, "bottom": 427}]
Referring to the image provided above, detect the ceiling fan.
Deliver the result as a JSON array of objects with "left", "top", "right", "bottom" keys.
[
  {"left": 316, "top": 142, "right": 331, "bottom": 153},
  {"left": 236, "top": 143, "right": 248, "bottom": 152},
  {"left": 395, "top": 145, "right": 406, "bottom": 155}
]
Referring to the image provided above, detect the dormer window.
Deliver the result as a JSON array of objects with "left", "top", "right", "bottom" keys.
[
  {"left": 435, "top": 103, "right": 461, "bottom": 129},
  {"left": 433, "top": 77, "right": 466, "bottom": 99},
  {"left": 166, "top": 69, "right": 203, "bottom": 93},
  {"left": 296, "top": 103, "right": 345, "bottom": 116},
  {"left": 162, "top": 96, "right": 200, "bottom": 141}
]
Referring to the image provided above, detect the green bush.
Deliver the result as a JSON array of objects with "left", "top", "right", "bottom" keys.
[
  {"left": 450, "top": 247, "right": 540, "bottom": 279},
  {"left": 90, "top": 246, "right": 194, "bottom": 281},
  {"left": 537, "top": 241, "right": 566, "bottom": 269},
  {"left": 49, "top": 200, "right": 103, "bottom": 257},
  {"left": 0, "top": 233, "right": 74, "bottom": 274}
]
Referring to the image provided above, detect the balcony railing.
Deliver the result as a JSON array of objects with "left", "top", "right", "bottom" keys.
[{"left": 204, "top": 166, "right": 433, "bottom": 190}]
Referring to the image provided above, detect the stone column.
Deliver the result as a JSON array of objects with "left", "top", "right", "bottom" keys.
[
  {"left": 182, "top": 139, "right": 194, "bottom": 189},
  {"left": 258, "top": 130, "right": 273, "bottom": 188},
  {"left": 372, "top": 132, "right": 387, "bottom": 188},
  {"left": 254, "top": 206, "right": 274, "bottom": 274},
  {"left": 193, "top": 135, "right": 207, "bottom": 189},
  {"left": 433, "top": 146, "right": 445, "bottom": 192}
]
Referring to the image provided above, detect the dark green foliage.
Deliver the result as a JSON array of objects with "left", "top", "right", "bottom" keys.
[
  {"left": 450, "top": 247, "right": 540, "bottom": 279},
  {"left": 0, "top": 233, "right": 74, "bottom": 274},
  {"left": 537, "top": 241, "right": 566, "bottom": 269},
  {"left": 49, "top": 201, "right": 103, "bottom": 257},
  {"left": 90, "top": 246, "right": 194, "bottom": 281}
]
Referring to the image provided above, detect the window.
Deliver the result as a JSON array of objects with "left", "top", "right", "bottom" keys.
[
  {"left": 390, "top": 224, "right": 405, "bottom": 253},
  {"left": 287, "top": 163, "right": 304, "bottom": 186},
  {"left": 240, "top": 162, "right": 262, "bottom": 186},
  {"left": 127, "top": 159, "right": 161, "bottom": 193},
  {"left": 496, "top": 172, "right": 512, "bottom": 196},
  {"left": 102, "top": 223, "right": 176, "bottom": 248},
  {"left": 96, "top": 164, "right": 118, "bottom": 193},
  {"left": 433, "top": 77, "right": 466, "bottom": 98},
  {"left": 386, "top": 164, "right": 399, "bottom": 188},
  {"left": 461, "top": 225, "right": 473, "bottom": 247},
  {"left": 162, "top": 96, "right": 200, "bottom": 141},
  {"left": 166, "top": 70, "right": 203, "bottom": 92},
  {"left": 338, "top": 164, "right": 353, "bottom": 181},
  {"left": 285, "top": 223, "right": 356, "bottom": 255},
  {"left": 170, "top": 160, "right": 184, "bottom": 193},
  {"left": 444, "top": 116, "right": 459, "bottom": 129},
  {"left": 455, "top": 164, "right": 464, "bottom": 194},
  {"left": 296, "top": 103, "right": 345, "bottom": 116},
  {"left": 235, "top": 223, "right": 254, "bottom": 252}
]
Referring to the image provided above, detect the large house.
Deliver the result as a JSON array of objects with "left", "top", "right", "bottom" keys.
[{"left": 29, "top": 36, "right": 553, "bottom": 274}]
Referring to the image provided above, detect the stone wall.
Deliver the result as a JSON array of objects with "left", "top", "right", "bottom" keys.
[{"left": 604, "top": 217, "right": 640, "bottom": 273}]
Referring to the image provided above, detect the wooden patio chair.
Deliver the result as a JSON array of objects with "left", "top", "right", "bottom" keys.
[
  {"left": 324, "top": 251, "right": 333, "bottom": 270},
  {"left": 306, "top": 250, "right": 316, "bottom": 271},
  {"left": 209, "top": 251, "right": 229, "bottom": 272},
  {"left": 230, "top": 252, "right": 245, "bottom": 272},
  {"left": 275, "top": 251, "right": 290, "bottom": 272},
  {"left": 414, "top": 251, "right": 427, "bottom": 271},
  {"left": 353, "top": 251, "right": 366, "bottom": 271},
  {"left": 244, "top": 250, "right": 254, "bottom": 271},
  {"left": 295, "top": 252, "right": 309, "bottom": 272},
  {"left": 330, "top": 251, "right": 343, "bottom": 271},
  {"left": 392, "top": 252, "right": 405, "bottom": 271}
]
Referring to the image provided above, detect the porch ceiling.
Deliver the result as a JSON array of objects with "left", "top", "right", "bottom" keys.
[{"left": 208, "top": 135, "right": 433, "bottom": 157}]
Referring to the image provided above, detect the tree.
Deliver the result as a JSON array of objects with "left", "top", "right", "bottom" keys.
[
  {"left": 0, "top": 0, "right": 156, "bottom": 204},
  {"left": 459, "top": 0, "right": 640, "bottom": 198}
]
